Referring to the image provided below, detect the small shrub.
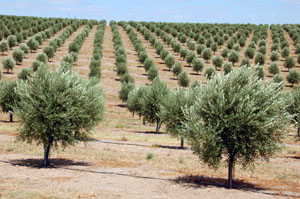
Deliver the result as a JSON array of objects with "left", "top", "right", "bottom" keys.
[{"left": 146, "top": 153, "right": 153, "bottom": 160}]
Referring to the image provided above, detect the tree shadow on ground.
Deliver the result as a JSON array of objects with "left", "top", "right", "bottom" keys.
[
  {"left": 91, "top": 138, "right": 150, "bottom": 148},
  {"left": 153, "top": 144, "right": 191, "bottom": 151},
  {"left": 0, "top": 120, "right": 17, "bottom": 123},
  {"left": 190, "top": 72, "right": 201, "bottom": 76},
  {"left": 174, "top": 175, "right": 300, "bottom": 198},
  {"left": 133, "top": 130, "right": 165, "bottom": 135},
  {"left": 5, "top": 158, "right": 91, "bottom": 168},
  {"left": 117, "top": 104, "right": 126, "bottom": 108},
  {"left": 284, "top": 155, "right": 300, "bottom": 160}
]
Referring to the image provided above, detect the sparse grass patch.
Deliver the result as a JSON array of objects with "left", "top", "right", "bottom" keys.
[{"left": 146, "top": 153, "right": 153, "bottom": 160}]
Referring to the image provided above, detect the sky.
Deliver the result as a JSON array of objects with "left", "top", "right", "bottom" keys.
[{"left": 0, "top": 0, "right": 299, "bottom": 24}]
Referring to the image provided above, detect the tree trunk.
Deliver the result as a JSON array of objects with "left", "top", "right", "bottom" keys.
[
  {"left": 180, "top": 136, "right": 184, "bottom": 149},
  {"left": 9, "top": 112, "right": 13, "bottom": 122},
  {"left": 143, "top": 117, "right": 146, "bottom": 125},
  {"left": 228, "top": 156, "right": 235, "bottom": 189},
  {"left": 43, "top": 142, "right": 51, "bottom": 167},
  {"left": 297, "top": 125, "right": 300, "bottom": 137},
  {"left": 155, "top": 121, "right": 161, "bottom": 134}
]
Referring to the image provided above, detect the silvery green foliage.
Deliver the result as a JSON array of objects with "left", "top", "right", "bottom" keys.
[
  {"left": 36, "top": 53, "right": 48, "bottom": 64},
  {"left": 286, "top": 86, "right": 300, "bottom": 136},
  {"left": 12, "top": 49, "right": 24, "bottom": 64},
  {"left": 178, "top": 71, "right": 190, "bottom": 88},
  {"left": 160, "top": 88, "right": 195, "bottom": 145},
  {"left": 228, "top": 50, "right": 239, "bottom": 66},
  {"left": 287, "top": 69, "right": 300, "bottom": 87},
  {"left": 141, "top": 77, "right": 170, "bottom": 133},
  {"left": 183, "top": 66, "right": 291, "bottom": 186},
  {"left": 126, "top": 86, "right": 148, "bottom": 117},
  {"left": 0, "top": 40, "right": 9, "bottom": 54},
  {"left": 268, "top": 62, "right": 279, "bottom": 76},
  {"left": 223, "top": 62, "right": 233, "bottom": 75},
  {"left": 119, "top": 82, "right": 135, "bottom": 102},
  {"left": 14, "top": 66, "right": 105, "bottom": 166},
  {"left": 2, "top": 56, "right": 15, "bottom": 73}
]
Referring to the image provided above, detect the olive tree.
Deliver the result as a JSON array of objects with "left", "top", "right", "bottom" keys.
[
  {"left": 244, "top": 48, "right": 255, "bottom": 59},
  {"left": 2, "top": 56, "right": 15, "bottom": 73},
  {"left": 287, "top": 86, "right": 300, "bottom": 137},
  {"left": 0, "top": 40, "right": 9, "bottom": 55},
  {"left": 14, "top": 66, "right": 105, "bottom": 167},
  {"left": 160, "top": 89, "right": 194, "bottom": 148},
  {"left": 268, "top": 62, "right": 279, "bottom": 76},
  {"left": 36, "top": 53, "right": 48, "bottom": 64},
  {"left": 281, "top": 47, "right": 290, "bottom": 58},
  {"left": 205, "top": 66, "right": 216, "bottom": 80},
  {"left": 43, "top": 46, "right": 55, "bottom": 61},
  {"left": 255, "top": 53, "right": 265, "bottom": 66},
  {"left": 201, "top": 48, "right": 212, "bottom": 63},
  {"left": 119, "top": 81, "right": 135, "bottom": 102},
  {"left": 141, "top": 77, "right": 169, "bottom": 134},
  {"left": 165, "top": 54, "right": 175, "bottom": 71},
  {"left": 0, "top": 81, "right": 19, "bottom": 122},
  {"left": 180, "top": 48, "right": 188, "bottom": 60},
  {"left": 18, "top": 68, "right": 32, "bottom": 81},
  {"left": 126, "top": 86, "right": 147, "bottom": 118},
  {"left": 27, "top": 38, "right": 39, "bottom": 52},
  {"left": 228, "top": 50, "right": 239, "bottom": 66},
  {"left": 183, "top": 66, "right": 291, "bottom": 188},
  {"left": 287, "top": 69, "right": 300, "bottom": 87},
  {"left": 147, "top": 66, "right": 158, "bottom": 81},
  {"left": 270, "top": 51, "right": 279, "bottom": 62},
  {"left": 192, "top": 58, "right": 204, "bottom": 74},
  {"left": 285, "top": 56, "right": 295, "bottom": 71},
  {"left": 223, "top": 62, "right": 233, "bottom": 75},
  {"left": 212, "top": 56, "right": 223, "bottom": 70},
  {"left": 7, "top": 35, "right": 17, "bottom": 49},
  {"left": 172, "top": 62, "right": 183, "bottom": 77},
  {"left": 178, "top": 71, "right": 190, "bottom": 88},
  {"left": 12, "top": 49, "right": 25, "bottom": 65},
  {"left": 221, "top": 47, "right": 229, "bottom": 59},
  {"left": 186, "top": 51, "right": 196, "bottom": 66}
]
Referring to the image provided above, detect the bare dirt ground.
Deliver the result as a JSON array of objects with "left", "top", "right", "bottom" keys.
[{"left": 0, "top": 25, "right": 300, "bottom": 199}]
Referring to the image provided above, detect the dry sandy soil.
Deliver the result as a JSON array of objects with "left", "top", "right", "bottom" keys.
[{"left": 0, "top": 25, "right": 300, "bottom": 199}]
